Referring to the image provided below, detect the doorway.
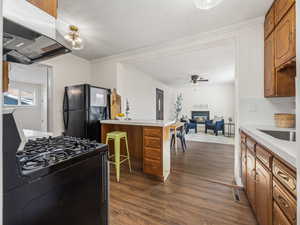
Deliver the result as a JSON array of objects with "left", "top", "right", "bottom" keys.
[{"left": 156, "top": 88, "right": 164, "bottom": 120}]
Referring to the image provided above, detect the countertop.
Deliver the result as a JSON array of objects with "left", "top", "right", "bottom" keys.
[
  {"left": 240, "top": 124, "right": 296, "bottom": 167},
  {"left": 101, "top": 119, "right": 176, "bottom": 127}
]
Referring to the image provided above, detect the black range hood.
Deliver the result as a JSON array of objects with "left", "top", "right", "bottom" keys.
[{"left": 3, "top": 18, "right": 71, "bottom": 65}]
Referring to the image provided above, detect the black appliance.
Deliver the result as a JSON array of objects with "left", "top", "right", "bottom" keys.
[
  {"left": 3, "top": 18, "right": 71, "bottom": 64},
  {"left": 63, "top": 84, "right": 111, "bottom": 142},
  {"left": 3, "top": 112, "right": 109, "bottom": 225}
]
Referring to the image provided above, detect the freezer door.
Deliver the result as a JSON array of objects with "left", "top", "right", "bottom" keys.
[
  {"left": 90, "top": 87, "right": 107, "bottom": 107},
  {"left": 65, "top": 110, "right": 87, "bottom": 138},
  {"left": 67, "top": 85, "right": 87, "bottom": 111}
]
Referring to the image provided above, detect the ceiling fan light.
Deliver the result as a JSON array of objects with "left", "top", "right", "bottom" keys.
[{"left": 194, "top": 0, "right": 224, "bottom": 10}]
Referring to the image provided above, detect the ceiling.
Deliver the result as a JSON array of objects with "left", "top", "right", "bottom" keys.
[
  {"left": 57, "top": 0, "right": 273, "bottom": 60},
  {"left": 123, "top": 40, "right": 235, "bottom": 86}
]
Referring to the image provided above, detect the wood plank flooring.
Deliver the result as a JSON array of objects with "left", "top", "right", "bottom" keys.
[{"left": 109, "top": 141, "right": 257, "bottom": 225}]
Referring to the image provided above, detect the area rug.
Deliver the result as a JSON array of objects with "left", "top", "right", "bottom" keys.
[{"left": 186, "top": 132, "right": 234, "bottom": 145}]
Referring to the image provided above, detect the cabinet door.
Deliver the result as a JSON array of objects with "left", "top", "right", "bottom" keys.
[
  {"left": 265, "top": 6, "right": 275, "bottom": 39},
  {"left": 274, "top": 0, "right": 295, "bottom": 25},
  {"left": 274, "top": 202, "right": 292, "bottom": 225},
  {"left": 2, "top": 61, "right": 9, "bottom": 93},
  {"left": 241, "top": 142, "right": 247, "bottom": 188},
  {"left": 255, "top": 160, "right": 272, "bottom": 225},
  {"left": 264, "top": 33, "right": 276, "bottom": 97},
  {"left": 27, "top": 0, "right": 57, "bottom": 18},
  {"left": 275, "top": 5, "right": 295, "bottom": 68},
  {"left": 246, "top": 150, "right": 256, "bottom": 211}
]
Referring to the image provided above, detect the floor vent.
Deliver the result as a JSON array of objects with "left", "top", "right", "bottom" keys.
[{"left": 232, "top": 188, "right": 240, "bottom": 202}]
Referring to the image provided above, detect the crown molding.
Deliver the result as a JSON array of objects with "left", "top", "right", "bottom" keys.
[{"left": 91, "top": 16, "right": 264, "bottom": 65}]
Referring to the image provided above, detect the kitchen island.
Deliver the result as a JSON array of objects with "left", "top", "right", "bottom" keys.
[{"left": 101, "top": 120, "right": 175, "bottom": 181}]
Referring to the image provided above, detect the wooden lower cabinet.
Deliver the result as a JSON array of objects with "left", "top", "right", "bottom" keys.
[
  {"left": 246, "top": 150, "right": 256, "bottom": 211},
  {"left": 274, "top": 202, "right": 292, "bottom": 225},
  {"left": 255, "top": 160, "right": 273, "bottom": 225},
  {"left": 241, "top": 132, "right": 297, "bottom": 225}
]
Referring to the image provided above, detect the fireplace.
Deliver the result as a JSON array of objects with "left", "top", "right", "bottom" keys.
[{"left": 191, "top": 111, "right": 210, "bottom": 124}]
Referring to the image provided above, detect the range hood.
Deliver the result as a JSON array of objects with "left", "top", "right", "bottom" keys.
[{"left": 3, "top": 18, "right": 71, "bottom": 65}]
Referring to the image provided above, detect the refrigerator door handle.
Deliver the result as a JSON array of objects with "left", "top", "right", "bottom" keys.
[{"left": 63, "top": 89, "right": 69, "bottom": 130}]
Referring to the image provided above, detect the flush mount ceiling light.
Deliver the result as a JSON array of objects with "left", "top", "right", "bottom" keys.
[
  {"left": 194, "top": 0, "right": 223, "bottom": 10},
  {"left": 64, "top": 25, "right": 84, "bottom": 50}
]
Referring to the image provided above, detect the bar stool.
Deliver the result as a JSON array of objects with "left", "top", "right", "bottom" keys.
[{"left": 105, "top": 131, "right": 132, "bottom": 182}]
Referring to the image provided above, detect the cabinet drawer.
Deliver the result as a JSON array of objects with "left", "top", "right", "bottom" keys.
[
  {"left": 265, "top": 5, "right": 275, "bottom": 39},
  {"left": 273, "top": 179, "right": 296, "bottom": 224},
  {"left": 274, "top": 0, "right": 295, "bottom": 25},
  {"left": 144, "top": 136, "right": 161, "bottom": 148},
  {"left": 256, "top": 144, "right": 272, "bottom": 169},
  {"left": 143, "top": 158, "right": 161, "bottom": 176},
  {"left": 144, "top": 127, "right": 162, "bottom": 137},
  {"left": 274, "top": 202, "right": 292, "bottom": 225},
  {"left": 246, "top": 137, "right": 256, "bottom": 152},
  {"left": 240, "top": 132, "right": 247, "bottom": 143},
  {"left": 144, "top": 147, "right": 161, "bottom": 160},
  {"left": 273, "top": 158, "right": 296, "bottom": 197}
]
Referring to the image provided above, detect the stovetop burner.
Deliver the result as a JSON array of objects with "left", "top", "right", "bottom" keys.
[{"left": 17, "top": 136, "right": 102, "bottom": 173}]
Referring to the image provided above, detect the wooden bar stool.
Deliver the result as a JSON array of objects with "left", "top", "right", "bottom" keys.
[{"left": 106, "top": 131, "right": 132, "bottom": 182}]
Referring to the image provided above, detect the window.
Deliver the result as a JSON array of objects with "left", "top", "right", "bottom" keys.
[{"left": 4, "top": 87, "right": 35, "bottom": 106}]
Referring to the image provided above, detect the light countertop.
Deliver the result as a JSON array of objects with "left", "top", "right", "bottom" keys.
[
  {"left": 101, "top": 119, "right": 176, "bottom": 127},
  {"left": 240, "top": 124, "right": 296, "bottom": 167}
]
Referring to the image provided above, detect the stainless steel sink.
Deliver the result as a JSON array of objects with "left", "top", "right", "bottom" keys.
[{"left": 259, "top": 130, "right": 296, "bottom": 142}]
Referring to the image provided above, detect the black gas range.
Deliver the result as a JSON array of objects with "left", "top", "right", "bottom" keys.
[{"left": 3, "top": 112, "right": 109, "bottom": 225}]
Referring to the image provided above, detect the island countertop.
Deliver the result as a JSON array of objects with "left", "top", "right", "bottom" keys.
[{"left": 100, "top": 119, "right": 175, "bottom": 127}]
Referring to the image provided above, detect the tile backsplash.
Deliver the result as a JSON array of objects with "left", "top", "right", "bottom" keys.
[{"left": 239, "top": 97, "right": 295, "bottom": 126}]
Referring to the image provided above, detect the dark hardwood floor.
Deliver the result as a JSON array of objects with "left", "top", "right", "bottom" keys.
[{"left": 109, "top": 141, "right": 257, "bottom": 225}]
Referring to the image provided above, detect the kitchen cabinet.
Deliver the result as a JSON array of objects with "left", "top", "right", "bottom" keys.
[
  {"left": 264, "top": 33, "right": 276, "bottom": 97},
  {"left": 274, "top": 5, "right": 295, "bottom": 68},
  {"left": 265, "top": 5, "right": 275, "bottom": 39},
  {"left": 274, "top": 0, "right": 295, "bottom": 25},
  {"left": 27, "top": 0, "right": 57, "bottom": 18},
  {"left": 246, "top": 150, "right": 256, "bottom": 212},
  {"left": 240, "top": 132, "right": 297, "bottom": 225},
  {"left": 255, "top": 160, "right": 272, "bottom": 225},
  {"left": 264, "top": 2, "right": 296, "bottom": 97},
  {"left": 274, "top": 202, "right": 292, "bottom": 225},
  {"left": 3, "top": 61, "right": 9, "bottom": 93}
]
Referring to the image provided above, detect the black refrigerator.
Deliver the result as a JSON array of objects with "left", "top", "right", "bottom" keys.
[{"left": 63, "top": 84, "right": 111, "bottom": 142}]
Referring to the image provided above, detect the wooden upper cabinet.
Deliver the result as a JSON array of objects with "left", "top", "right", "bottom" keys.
[
  {"left": 274, "top": 0, "right": 295, "bottom": 25},
  {"left": 274, "top": 5, "right": 296, "bottom": 68},
  {"left": 255, "top": 160, "right": 273, "bottom": 225},
  {"left": 246, "top": 150, "right": 256, "bottom": 212},
  {"left": 264, "top": 33, "right": 276, "bottom": 97},
  {"left": 3, "top": 62, "right": 9, "bottom": 93},
  {"left": 265, "top": 5, "right": 275, "bottom": 39},
  {"left": 27, "top": 0, "right": 58, "bottom": 18}
]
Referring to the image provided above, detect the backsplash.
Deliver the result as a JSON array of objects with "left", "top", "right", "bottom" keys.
[{"left": 239, "top": 97, "right": 295, "bottom": 126}]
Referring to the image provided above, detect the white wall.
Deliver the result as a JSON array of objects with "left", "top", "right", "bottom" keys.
[
  {"left": 117, "top": 63, "right": 175, "bottom": 120},
  {"left": 177, "top": 83, "right": 235, "bottom": 121},
  {"left": 44, "top": 54, "right": 91, "bottom": 136},
  {"left": 91, "top": 61, "right": 118, "bottom": 89}
]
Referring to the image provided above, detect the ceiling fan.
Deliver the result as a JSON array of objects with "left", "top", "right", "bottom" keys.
[{"left": 190, "top": 74, "right": 209, "bottom": 85}]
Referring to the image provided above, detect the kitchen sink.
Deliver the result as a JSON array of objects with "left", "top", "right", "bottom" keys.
[{"left": 259, "top": 130, "right": 296, "bottom": 142}]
